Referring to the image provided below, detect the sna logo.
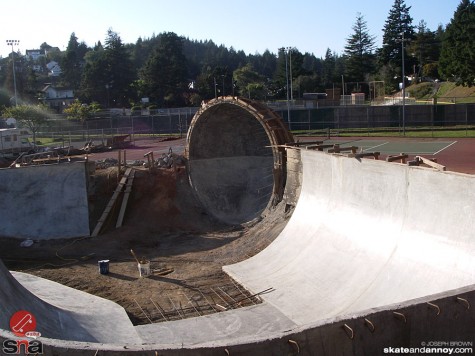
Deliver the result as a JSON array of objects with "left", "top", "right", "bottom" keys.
[
  {"left": 3, "top": 310, "right": 43, "bottom": 354},
  {"left": 3, "top": 339, "right": 43, "bottom": 354}
]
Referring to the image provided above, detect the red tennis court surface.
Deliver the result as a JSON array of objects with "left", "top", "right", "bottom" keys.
[
  {"left": 296, "top": 136, "right": 475, "bottom": 174},
  {"left": 87, "top": 136, "right": 475, "bottom": 175}
]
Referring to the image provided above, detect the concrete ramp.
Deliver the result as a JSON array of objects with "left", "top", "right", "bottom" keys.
[
  {"left": 0, "top": 163, "right": 90, "bottom": 239},
  {"left": 0, "top": 260, "right": 141, "bottom": 344},
  {"left": 225, "top": 149, "right": 475, "bottom": 325}
]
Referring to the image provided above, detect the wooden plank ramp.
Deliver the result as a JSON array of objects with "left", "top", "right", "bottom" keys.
[
  {"left": 116, "top": 169, "right": 136, "bottom": 228},
  {"left": 91, "top": 167, "right": 132, "bottom": 237}
]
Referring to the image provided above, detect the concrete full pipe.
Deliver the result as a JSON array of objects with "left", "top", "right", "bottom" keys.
[{"left": 185, "top": 96, "right": 294, "bottom": 224}]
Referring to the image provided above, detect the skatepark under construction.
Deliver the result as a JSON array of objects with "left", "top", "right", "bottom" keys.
[{"left": 0, "top": 97, "right": 474, "bottom": 354}]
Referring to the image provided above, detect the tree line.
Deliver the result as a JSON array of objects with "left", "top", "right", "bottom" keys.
[{"left": 1, "top": 0, "right": 474, "bottom": 111}]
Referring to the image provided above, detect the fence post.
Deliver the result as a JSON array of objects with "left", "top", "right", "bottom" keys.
[
  {"left": 367, "top": 107, "right": 370, "bottom": 136},
  {"left": 308, "top": 109, "right": 311, "bottom": 131},
  {"left": 466, "top": 104, "right": 468, "bottom": 137},
  {"left": 336, "top": 107, "right": 340, "bottom": 132},
  {"left": 431, "top": 104, "right": 434, "bottom": 138}
]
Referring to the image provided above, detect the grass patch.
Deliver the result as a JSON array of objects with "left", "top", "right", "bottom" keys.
[{"left": 407, "top": 82, "right": 434, "bottom": 99}]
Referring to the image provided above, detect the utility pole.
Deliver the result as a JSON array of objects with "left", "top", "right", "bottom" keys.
[{"left": 288, "top": 47, "right": 293, "bottom": 102}]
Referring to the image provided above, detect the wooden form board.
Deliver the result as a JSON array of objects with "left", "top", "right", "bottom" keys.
[{"left": 91, "top": 167, "right": 133, "bottom": 236}]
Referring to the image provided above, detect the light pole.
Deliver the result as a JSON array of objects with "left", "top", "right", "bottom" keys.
[
  {"left": 6, "top": 40, "right": 20, "bottom": 106},
  {"left": 279, "top": 47, "right": 291, "bottom": 130},
  {"left": 287, "top": 47, "right": 294, "bottom": 102},
  {"left": 399, "top": 32, "right": 407, "bottom": 136}
]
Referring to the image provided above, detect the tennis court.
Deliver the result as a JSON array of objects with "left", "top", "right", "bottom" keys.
[
  {"left": 294, "top": 135, "right": 475, "bottom": 173},
  {"left": 328, "top": 139, "right": 457, "bottom": 156}
]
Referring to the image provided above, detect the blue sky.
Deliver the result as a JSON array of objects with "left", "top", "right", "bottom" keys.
[{"left": 1, "top": 0, "right": 460, "bottom": 59}]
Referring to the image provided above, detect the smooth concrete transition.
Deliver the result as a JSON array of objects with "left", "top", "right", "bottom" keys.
[
  {"left": 0, "top": 162, "right": 90, "bottom": 239},
  {"left": 0, "top": 260, "right": 141, "bottom": 344},
  {"left": 136, "top": 303, "right": 296, "bottom": 346},
  {"left": 224, "top": 149, "right": 475, "bottom": 324}
]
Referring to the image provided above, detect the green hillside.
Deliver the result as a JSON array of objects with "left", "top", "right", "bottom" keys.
[{"left": 407, "top": 82, "right": 475, "bottom": 104}]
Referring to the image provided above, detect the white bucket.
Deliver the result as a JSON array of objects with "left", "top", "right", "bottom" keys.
[{"left": 138, "top": 261, "right": 151, "bottom": 277}]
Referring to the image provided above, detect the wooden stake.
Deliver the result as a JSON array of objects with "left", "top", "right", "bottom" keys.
[{"left": 130, "top": 249, "right": 141, "bottom": 264}]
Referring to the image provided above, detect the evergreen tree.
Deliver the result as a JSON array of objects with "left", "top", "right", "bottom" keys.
[
  {"left": 322, "top": 48, "right": 336, "bottom": 88},
  {"left": 409, "top": 21, "right": 442, "bottom": 81},
  {"left": 249, "top": 50, "right": 276, "bottom": 80},
  {"left": 139, "top": 32, "right": 188, "bottom": 107},
  {"left": 439, "top": 0, "right": 475, "bottom": 86},
  {"left": 344, "top": 13, "right": 376, "bottom": 82},
  {"left": 61, "top": 33, "right": 89, "bottom": 89},
  {"left": 274, "top": 48, "right": 290, "bottom": 100},
  {"left": 79, "top": 47, "right": 108, "bottom": 104},
  {"left": 103, "top": 29, "right": 136, "bottom": 107},
  {"left": 378, "top": 0, "right": 416, "bottom": 91}
]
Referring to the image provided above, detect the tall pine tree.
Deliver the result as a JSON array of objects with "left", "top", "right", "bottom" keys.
[
  {"left": 139, "top": 32, "right": 188, "bottom": 107},
  {"left": 344, "top": 13, "right": 376, "bottom": 82},
  {"left": 439, "top": 0, "right": 475, "bottom": 86},
  {"left": 378, "top": 0, "right": 415, "bottom": 91},
  {"left": 61, "top": 33, "right": 89, "bottom": 89},
  {"left": 409, "top": 21, "right": 441, "bottom": 81},
  {"left": 103, "top": 29, "right": 135, "bottom": 107}
]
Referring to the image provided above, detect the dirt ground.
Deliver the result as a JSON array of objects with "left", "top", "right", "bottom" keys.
[{"left": 1, "top": 154, "right": 292, "bottom": 325}]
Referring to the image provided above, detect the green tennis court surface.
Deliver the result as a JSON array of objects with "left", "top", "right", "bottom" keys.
[{"left": 326, "top": 139, "right": 456, "bottom": 155}]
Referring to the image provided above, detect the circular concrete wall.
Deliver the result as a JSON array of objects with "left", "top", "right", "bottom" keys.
[{"left": 186, "top": 97, "right": 293, "bottom": 225}]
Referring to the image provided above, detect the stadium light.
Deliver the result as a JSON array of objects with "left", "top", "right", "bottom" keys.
[
  {"left": 279, "top": 47, "right": 291, "bottom": 130},
  {"left": 6, "top": 40, "right": 20, "bottom": 106},
  {"left": 400, "top": 32, "right": 407, "bottom": 136}
]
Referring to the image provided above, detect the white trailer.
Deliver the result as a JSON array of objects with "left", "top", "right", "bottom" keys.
[{"left": 0, "top": 128, "right": 33, "bottom": 157}]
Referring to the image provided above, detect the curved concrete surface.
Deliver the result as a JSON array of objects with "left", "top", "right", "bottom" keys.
[
  {"left": 186, "top": 97, "right": 293, "bottom": 224},
  {"left": 0, "top": 260, "right": 141, "bottom": 344},
  {"left": 225, "top": 149, "right": 475, "bottom": 324}
]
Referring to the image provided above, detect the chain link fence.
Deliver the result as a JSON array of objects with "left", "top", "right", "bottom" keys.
[
  {"left": 36, "top": 109, "right": 196, "bottom": 148},
  {"left": 271, "top": 103, "right": 475, "bottom": 136},
  {"left": 35, "top": 103, "right": 475, "bottom": 149}
]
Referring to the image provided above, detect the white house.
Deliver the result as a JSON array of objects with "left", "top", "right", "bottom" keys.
[
  {"left": 46, "top": 61, "right": 62, "bottom": 77},
  {"left": 41, "top": 85, "right": 75, "bottom": 112},
  {"left": 26, "top": 49, "right": 45, "bottom": 61}
]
